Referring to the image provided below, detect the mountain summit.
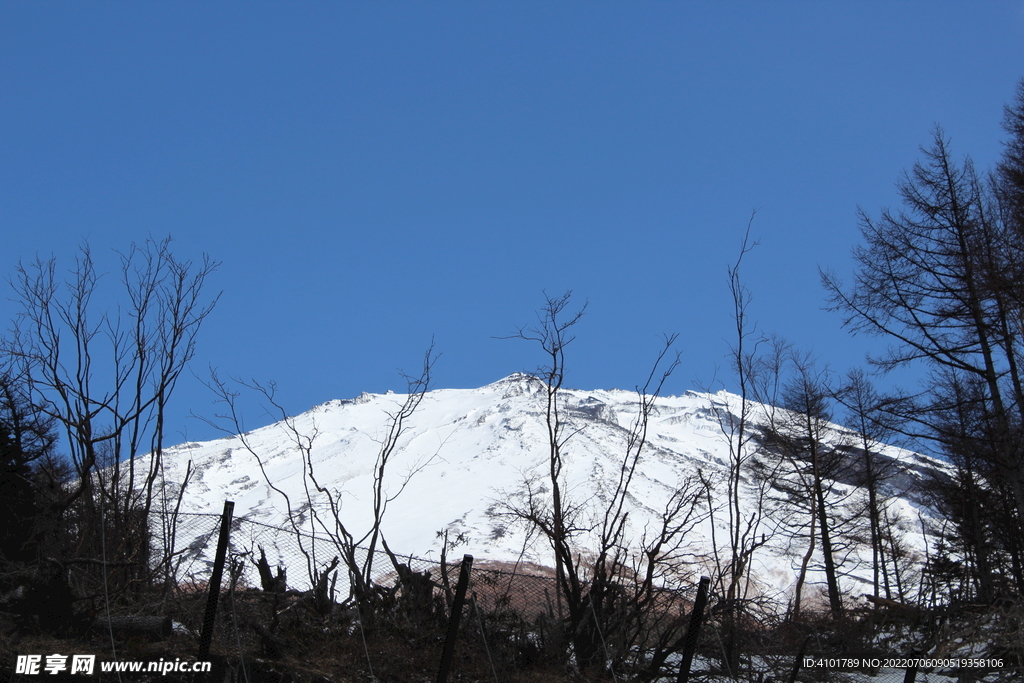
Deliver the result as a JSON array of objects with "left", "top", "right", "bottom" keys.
[{"left": 156, "top": 373, "right": 944, "bottom": 599}]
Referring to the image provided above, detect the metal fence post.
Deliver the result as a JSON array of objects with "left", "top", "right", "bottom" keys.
[
  {"left": 197, "top": 500, "right": 234, "bottom": 661},
  {"left": 437, "top": 554, "right": 473, "bottom": 683},
  {"left": 677, "top": 575, "right": 710, "bottom": 683}
]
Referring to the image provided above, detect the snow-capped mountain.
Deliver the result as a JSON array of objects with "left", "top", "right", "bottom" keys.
[{"left": 154, "top": 373, "right": 947, "bottom": 598}]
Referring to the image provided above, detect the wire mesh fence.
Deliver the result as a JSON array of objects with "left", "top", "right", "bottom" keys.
[
  {"left": 152, "top": 509, "right": 710, "bottom": 626},
  {"left": 153, "top": 510, "right": 568, "bottom": 602}
]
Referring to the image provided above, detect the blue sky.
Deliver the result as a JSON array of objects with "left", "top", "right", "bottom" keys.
[{"left": 3, "top": 2, "right": 1024, "bottom": 444}]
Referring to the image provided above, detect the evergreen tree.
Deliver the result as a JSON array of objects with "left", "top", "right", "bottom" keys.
[
  {"left": 824, "top": 82, "right": 1024, "bottom": 598},
  {"left": 0, "top": 371, "right": 58, "bottom": 563}
]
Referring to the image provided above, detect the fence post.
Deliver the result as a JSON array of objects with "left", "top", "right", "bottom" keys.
[
  {"left": 436, "top": 554, "right": 473, "bottom": 683},
  {"left": 788, "top": 635, "right": 810, "bottom": 683},
  {"left": 676, "top": 575, "right": 710, "bottom": 683},
  {"left": 903, "top": 649, "right": 923, "bottom": 683},
  {"left": 197, "top": 500, "right": 234, "bottom": 661}
]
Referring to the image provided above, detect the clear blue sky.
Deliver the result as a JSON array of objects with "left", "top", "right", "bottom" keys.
[{"left": 3, "top": 2, "right": 1024, "bottom": 444}]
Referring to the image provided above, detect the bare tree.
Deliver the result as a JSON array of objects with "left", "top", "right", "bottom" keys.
[
  {"left": 834, "top": 368, "right": 908, "bottom": 602},
  {"left": 503, "top": 291, "right": 586, "bottom": 634},
  {"left": 700, "top": 216, "right": 785, "bottom": 672},
  {"left": 760, "top": 354, "right": 856, "bottom": 618},
  {"left": 502, "top": 292, "right": 710, "bottom": 676},
  {"left": 201, "top": 344, "right": 439, "bottom": 621},
  {"left": 5, "top": 237, "right": 218, "bottom": 595}
]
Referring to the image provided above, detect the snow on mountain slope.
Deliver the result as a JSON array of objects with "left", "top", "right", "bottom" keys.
[{"left": 154, "top": 373, "right": 947, "bottom": 597}]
